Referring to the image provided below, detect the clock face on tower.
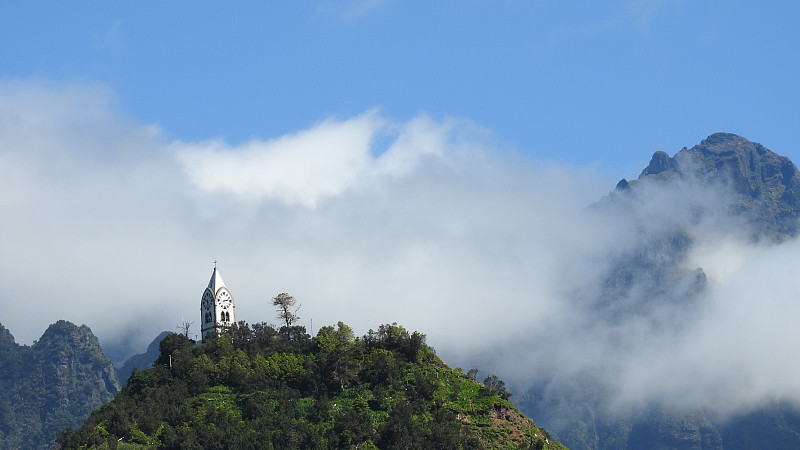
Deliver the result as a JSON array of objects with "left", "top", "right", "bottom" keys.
[
  {"left": 217, "top": 289, "right": 232, "bottom": 306},
  {"left": 202, "top": 291, "right": 214, "bottom": 310}
]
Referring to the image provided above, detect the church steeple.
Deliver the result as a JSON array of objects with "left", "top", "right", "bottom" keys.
[
  {"left": 200, "top": 265, "right": 236, "bottom": 342},
  {"left": 207, "top": 265, "right": 226, "bottom": 293}
]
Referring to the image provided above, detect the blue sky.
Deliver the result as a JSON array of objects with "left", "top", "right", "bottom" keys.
[
  {"left": 4, "top": 2, "right": 800, "bottom": 412},
  {"left": 3, "top": 1, "right": 797, "bottom": 175}
]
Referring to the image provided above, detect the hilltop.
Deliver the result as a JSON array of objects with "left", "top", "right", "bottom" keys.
[
  {"left": 0, "top": 321, "right": 118, "bottom": 450},
  {"left": 58, "top": 322, "right": 565, "bottom": 449}
]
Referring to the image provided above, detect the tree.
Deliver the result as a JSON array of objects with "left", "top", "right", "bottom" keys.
[
  {"left": 482, "top": 374, "right": 511, "bottom": 400},
  {"left": 272, "top": 293, "right": 300, "bottom": 328},
  {"left": 177, "top": 318, "right": 194, "bottom": 338}
]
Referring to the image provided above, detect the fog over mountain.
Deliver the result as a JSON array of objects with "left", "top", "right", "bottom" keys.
[
  {"left": 3, "top": 82, "right": 800, "bottom": 433},
  {"left": 506, "top": 133, "right": 800, "bottom": 421},
  {"left": 464, "top": 132, "right": 800, "bottom": 448}
]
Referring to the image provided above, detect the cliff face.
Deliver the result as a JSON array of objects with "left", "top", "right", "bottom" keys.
[
  {"left": 593, "top": 133, "right": 800, "bottom": 326},
  {"left": 0, "top": 320, "right": 119, "bottom": 450},
  {"left": 635, "top": 132, "right": 800, "bottom": 237}
]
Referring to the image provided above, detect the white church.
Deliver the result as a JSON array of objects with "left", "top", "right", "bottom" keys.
[{"left": 200, "top": 265, "right": 236, "bottom": 342}]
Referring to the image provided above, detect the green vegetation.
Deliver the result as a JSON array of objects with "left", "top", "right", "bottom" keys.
[
  {"left": 58, "top": 321, "right": 565, "bottom": 449},
  {"left": 0, "top": 321, "right": 119, "bottom": 450}
]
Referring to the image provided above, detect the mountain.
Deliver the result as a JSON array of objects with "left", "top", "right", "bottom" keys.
[
  {"left": 58, "top": 322, "right": 566, "bottom": 449},
  {"left": 598, "top": 133, "right": 800, "bottom": 318},
  {"left": 624, "top": 132, "right": 800, "bottom": 238},
  {"left": 515, "top": 133, "right": 800, "bottom": 449},
  {"left": 116, "top": 331, "right": 172, "bottom": 384},
  {"left": 0, "top": 321, "right": 119, "bottom": 450}
]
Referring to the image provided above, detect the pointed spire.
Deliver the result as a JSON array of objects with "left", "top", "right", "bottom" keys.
[{"left": 207, "top": 265, "right": 227, "bottom": 293}]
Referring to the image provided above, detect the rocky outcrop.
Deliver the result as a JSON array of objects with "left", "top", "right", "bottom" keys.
[
  {"left": 595, "top": 133, "right": 800, "bottom": 325},
  {"left": 0, "top": 321, "right": 119, "bottom": 450},
  {"left": 631, "top": 132, "right": 800, "bottom": 238}
]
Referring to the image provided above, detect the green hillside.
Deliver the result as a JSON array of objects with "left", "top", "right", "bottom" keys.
[
  {"left": 0, "top": 321, "right": 119, "bottom": 450},
  {"left": 58, "top": 322, "right": 564, "bottom": 449}
]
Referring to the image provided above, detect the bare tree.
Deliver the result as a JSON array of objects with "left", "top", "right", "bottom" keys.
[
  {"left": 177, "top": 318, "right": 194, "bottom": 338},
  {"left": 272, "top": 293, "right": 300, "bottom": 328}
]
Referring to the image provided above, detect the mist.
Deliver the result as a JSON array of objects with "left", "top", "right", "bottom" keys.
[
  {"left": 2, "top": 81, "right": 800, "bottom": 419},
  {"left": 469, "top": 168, "right": 800, "bottom": 422}
]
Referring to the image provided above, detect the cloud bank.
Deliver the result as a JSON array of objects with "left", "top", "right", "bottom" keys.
[
  {"left": 2, "top": 80, "right": 800, "bottom": 420},
  {"left": 0, "top": 80, "right": 606, "bottom": 352}
]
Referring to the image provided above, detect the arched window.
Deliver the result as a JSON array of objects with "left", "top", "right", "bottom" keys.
[{"left": 205, "top": 312, "right": 212, "bottom": 323}]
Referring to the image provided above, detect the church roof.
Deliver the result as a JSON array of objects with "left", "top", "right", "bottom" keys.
[{"left": 207, "top": 267, "right": 227, "bottom": 293}]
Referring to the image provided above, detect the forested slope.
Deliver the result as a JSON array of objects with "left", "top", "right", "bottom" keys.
[
  {"left": 0, "top": 321, "right": 118, "bottom": 450},
  {"left": 59, "top": 322, "right": 564, "bottom": 449}
]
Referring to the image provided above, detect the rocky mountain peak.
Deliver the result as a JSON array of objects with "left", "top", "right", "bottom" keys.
[
  {"left": 526, "top": 134, "right": 800, "bottom": 449},
  {"left": 624, "top": 133, "right": 800, "bottom": 238},
  {"left": 699, "top": 131, "right": 751, "bottom": 147},
  {"left": 0, "top": 320, "right": 120, "bottom": 449},
  {"left": 640, "top": 150, "right": 677, "bottom": 177}
]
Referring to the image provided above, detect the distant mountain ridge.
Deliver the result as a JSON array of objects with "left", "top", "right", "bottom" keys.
[
  {"left": 0, "top": 321, "right": 119, "bottom": 450},
  {"left": 624, "top": 132, "right": 800, "bottom": 237},
  {"left": 116, "top": 331, "right": 172, "bottom": 384},
  {"left": 0, "top": 321, "right": 169, "bottom": 449},
  {"left": 593, "top": 133, "right": 800, "bottom": 326},
  {"left": 518, "top": 133, "right": 800, "bottom": 449}
]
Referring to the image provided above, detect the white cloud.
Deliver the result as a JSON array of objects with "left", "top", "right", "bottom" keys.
[
  {"left": 6, "top": 80, "right": 800, "bottom": 422},
  {"left": 176, "top": 110, "right": 460, "bottom": 208},
  {"left": 177, "top": 111, "right": 383, "bottom": 207},
  {"left": 0, "top": 81, "right": 611, "bottom": 358}
]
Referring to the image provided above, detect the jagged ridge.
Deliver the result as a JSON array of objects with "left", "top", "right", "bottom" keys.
[
  {"left": 519, "top": 133, "right": 800, "bottom": 450},
  {"left": 629, "top": 132, "right": 800, "bottom": 237},
  {"left": 0, "top": 321, "right": 119, "bottom": 450}
]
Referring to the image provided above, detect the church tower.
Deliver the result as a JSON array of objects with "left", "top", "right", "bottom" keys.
[{"left": 200, "top": 265, "right": 236, "bottom": 342}]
